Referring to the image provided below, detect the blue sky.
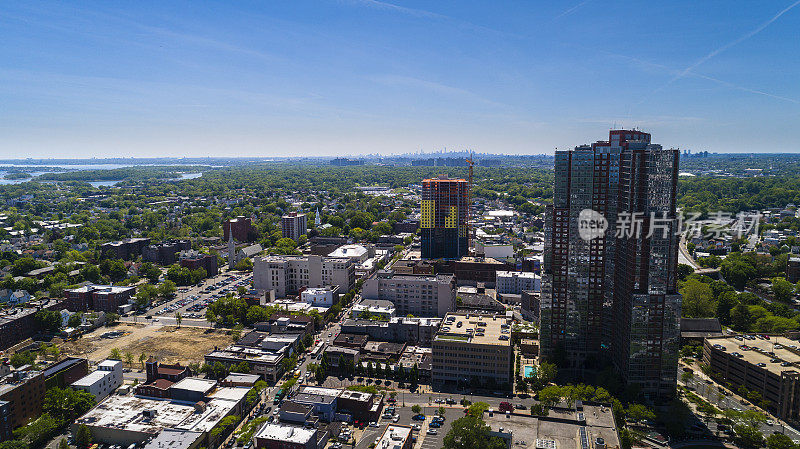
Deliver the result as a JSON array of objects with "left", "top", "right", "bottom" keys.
[{"left": 1, "top": 1, "right": 799, "bottom": 157}]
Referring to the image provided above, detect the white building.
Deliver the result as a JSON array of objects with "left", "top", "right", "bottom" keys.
[
  {"left": 328, "top": 244, "right": 370, "bottom": 263},
  {"left": 351, "top": 299, "right": 396, "bottom": 320},
  {"left": 475, "top": 241, "right": 514, "bottom": 259},
  {"left": 495, "top": 271, "right": 540, "bottom": 295},
  {"left": 253, "top": 423, "right": 317, "bottom": 449},
  {"left": 71, "top": 359, "right": 123, "bottom": 401},
  {"left": 253, "top": 255, "right": 355, "bottom": 298},
  {"left": 375, "top": 425, "right": 412, "bottom": 449},
  {"left": 301, "top": 286, "right": 339, "bottom": 307},
  {"left": 361, "top": 271, "right": 455, "bottom": 317}
]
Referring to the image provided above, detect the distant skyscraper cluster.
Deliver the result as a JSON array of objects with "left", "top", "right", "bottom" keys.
[
  {"left": 420, "top": 175, "right": 469, "bottom": 259},
  {"left": 540, "top": 130, "right": 681, "bottom": 399}
]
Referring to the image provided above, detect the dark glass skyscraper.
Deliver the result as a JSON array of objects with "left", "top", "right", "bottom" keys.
[
  {"left": 540, "top": 130, "right": 680, "bottom": 399},
  {"left": 612, "top": 138, "right": 681, "bottom": 400},
  {"left": 420, "top": 176, "right": 469, "bottom": 259}
]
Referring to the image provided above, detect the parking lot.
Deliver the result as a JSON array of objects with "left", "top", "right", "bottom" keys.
[
  {"left": 144, "top": 271, "right": 253, "bottom": 319},
  {"left": 350, "top": 404, "right": 454, "bottom": 449}
]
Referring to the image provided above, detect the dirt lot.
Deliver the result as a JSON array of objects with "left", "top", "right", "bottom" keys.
[{"left": 59, "top": 323, "right": 233, "bottom": 365}]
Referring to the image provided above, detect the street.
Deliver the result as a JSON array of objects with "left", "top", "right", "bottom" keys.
[{"left": 680, "top": 370, "right": 800, "bottom": 441}]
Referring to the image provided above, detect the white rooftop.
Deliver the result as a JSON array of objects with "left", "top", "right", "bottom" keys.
[
  {"left": 299, "top": 386, "right": 342, "bottom": 398},
  {"left": 72, "top": 370, "right": 112, "bottom": 387},
  {"left": 375, "top": 425, "right": 412, "bottom": 449},
  {"left": 328, "top": 244, "right": 368, "bottom": 259},
  {"left": 253, "top": 423, "right": 316, "bottom": 444},
  {"left": 75, "top": 394, "right": 240, "bottom": 435},
  {"left": 170, "top": 378, "right": 217, "bottom": 394}
]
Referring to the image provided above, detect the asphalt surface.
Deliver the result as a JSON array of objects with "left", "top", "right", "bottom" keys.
[{"left": 680, "top": 371, "right": 800, "bottom": 441}]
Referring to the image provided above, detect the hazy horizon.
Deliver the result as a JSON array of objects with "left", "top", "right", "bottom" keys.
[{"left": 2, "top": 1, "right": 799, "bottom": 157}]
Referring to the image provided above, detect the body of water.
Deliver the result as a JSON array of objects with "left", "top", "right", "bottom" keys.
[{"left": 0, "top": 169, "right": 203, "bottom": 186}]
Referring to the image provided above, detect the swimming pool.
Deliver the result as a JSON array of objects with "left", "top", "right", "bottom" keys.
[{"left": 524, "top": 365, "right": 536, "bottom": 378}]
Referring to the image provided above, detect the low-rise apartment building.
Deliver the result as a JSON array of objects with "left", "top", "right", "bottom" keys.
[
  {"left": 71, "top": 359, "right": 123, "bottom": 401},
  {"left": 64, "top": 285, "right": 135, "bottom": 313},
  {"left": 495, "top": 271, "right": 540, "bottom": 295},
  {"left": 253, "top": 255, "right": 355, "bottom": 298},
  {"left": 340, "top": 317, "right": 441, "bottom": 345},
  {"left": 0, "top": 369, "right": 45, "bottom": 429},
  {"left": 432, "top": 313, "right": 513, "bottom": 389},
  {"left": 100, "top": 237, "right": 151, "bottom": 260},
  {"left": 179, "top": 251, "right": 218, "bottom": 276},
  {"left": 0, "top": 307, "right": 37, "bottom": 351},
  {"left": 142, "top": 240, "right": 191, "bottom": 265},
  {"left": 361, "top": 271, "right": 455, "bottom": 317}
]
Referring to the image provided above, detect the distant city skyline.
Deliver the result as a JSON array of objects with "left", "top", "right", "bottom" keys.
[{"left": 2, "top": 1, "right": 799, "bottom": 157}]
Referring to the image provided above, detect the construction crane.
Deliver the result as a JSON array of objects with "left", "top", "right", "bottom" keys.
[{"left": 465, "top": 154, "right": 474, "bottom": 252}]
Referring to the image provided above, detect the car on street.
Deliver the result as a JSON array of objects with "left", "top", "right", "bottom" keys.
[
  {"left": 427, "top": 429, "right": 438, "bottom": 435},
  {"left": 412, "top": 414, "right": 426, "bottom": 421}
]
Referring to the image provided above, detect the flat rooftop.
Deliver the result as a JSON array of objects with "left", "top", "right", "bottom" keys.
[
  {"left": 375, "top": 425, "right": 411, "bottom": 449},
  {"left": 253, "top": 423, "right": 315, "bottom": 444},
  {"left": 708, "top": 335, "right": 800, "bottom": 376},
  {"left": 170, "top": 377, "right": 217, "bottom": 394},
  {"left": 72, "top": 370, "right": 111, "bottom": 387},
  {"left": 435, "top": 313, "right": 511, "bottom": 346},
  {"left": 75, "top": 393, "right": 240, "bottom": 435},
  {"left": 484, "top": 404, "right": 619, "bottom": 449},
  {"left": 299, "top": 386, "right": 341, "bottom": 398}
]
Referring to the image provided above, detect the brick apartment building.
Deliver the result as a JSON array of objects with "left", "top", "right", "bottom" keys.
[{"left": 64, "top": 285, "right": 135, "bottom": 313}]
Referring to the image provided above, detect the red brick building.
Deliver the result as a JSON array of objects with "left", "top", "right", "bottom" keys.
[
  {"left": 64, "top": 285, "right": 135, "bottom": 313},
  {"left": 224, "top": 216, "right": 256, "bottom": 242}
]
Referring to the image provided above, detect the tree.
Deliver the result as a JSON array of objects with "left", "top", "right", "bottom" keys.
[
  {"left": 35, "top": 309, "right": 62, "bottom": 333},
  {"left": 772, "top": 277, "right": 795, "bottom": 302},
  {"left": 767, "top": 433, "right": 798, "bottom": 449},
  {"left": 716, "top": 290, "right": 739, "bottom": 325},
  {"left": 731, "top": 303, "right": 753, "bottom": 332},
  {"left": 209, "top": 415, "right": 240, "bottom": 439},
  {"left": 59, "top": 438, "right": 70, "bottom": 449},
  {"left": 135, "top": 283, "right": 157, "bottom": 309},
  {"left": 124, "top": 351, "right": 134, "bottom": 367},
  {"left": 43, "top": 387, "right": 96, "bottom": 424},
  {"left": 466, "top": 402, "right": 490, "bottom": 418},
  {"left": 0, "top": 440, "right": 28, "bottom": 449},
  {"left": 140, "top": 262, "right": 161, "bottom": 284},
  {"left": 158, "top": 280, "right": 177, "bottom": 298},
  {"left": 175, "top": 311, "right": 182, "bottom": 328},
  {"left": 76, "top": 424, "right": 94, "bottom": 449},
  {"left": 537, "top": 362, "right": 557, "bottom": 384},
  {"left": 110, "top": 348, "right": 122, "bottom": 360},
  {"left": 232, "top": 361, "right": 251, "bottom": 374},
  {"left": 680, "top": 279, "right": 715, "bottom": 317},
  {"left": 442, "top": 416, "right": 506, "bottom": 449},
  {"left": 139, "top": 352, "right": 147, "bottom": 369},
  {"left": 68, "top": 313, "right": 83, "bottom": 328},
  {"left": 721, "top": 258, "right": 757, "bottom": 290},
  {"left": 733, "top": 424, "right": 765, "bottom": 449},
  {"left": 437, "top": 406, "right": 446, "bottom": 417},
  {"left": 234, "top": 257, "right": 253, "bottom": 271},
  {"left": 626, "top": 404, "right": 655, "bottom": 423},
  {"left": 411, "top": 404, "right": 422, "bottom": 415}
]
